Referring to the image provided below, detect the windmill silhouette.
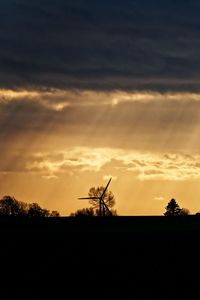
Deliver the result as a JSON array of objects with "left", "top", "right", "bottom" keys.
[{"left": 78, "top": 177, "right": 113, "bottom": 216}]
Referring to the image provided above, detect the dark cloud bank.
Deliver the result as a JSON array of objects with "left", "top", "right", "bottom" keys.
[{"left": 1, "top": 0, "right": 200, "bottom": 91}]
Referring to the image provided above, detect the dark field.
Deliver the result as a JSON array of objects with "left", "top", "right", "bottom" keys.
[{"left": 1, "top": 216, "right": 200, "bottom": 299}]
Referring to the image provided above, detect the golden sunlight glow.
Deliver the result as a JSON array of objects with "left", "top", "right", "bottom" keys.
[{"left": 1, "top": 88, "right": 200, "bottom": 216}]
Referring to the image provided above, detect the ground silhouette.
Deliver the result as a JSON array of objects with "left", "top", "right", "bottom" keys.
[{"left": 0, "top": 215, "right": 200, "bottom": 299}]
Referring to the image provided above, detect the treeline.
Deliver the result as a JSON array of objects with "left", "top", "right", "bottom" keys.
[
  {"left": 0, "top": 196, "right": 60, "bottom": 217},
  {"left": 0, "top": 195, "right": 196, "bottom": 218}
]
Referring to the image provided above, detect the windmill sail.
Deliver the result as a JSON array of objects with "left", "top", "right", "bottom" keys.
[{"left": 100, "top": 178, "right": 112, "bottom": 200}]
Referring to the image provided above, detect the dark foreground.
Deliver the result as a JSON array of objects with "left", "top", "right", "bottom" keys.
[{"left": 0, "top": 216, "right": 200, "bottom": 299}]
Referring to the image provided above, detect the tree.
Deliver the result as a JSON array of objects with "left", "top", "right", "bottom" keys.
[
  {"left": 88, "top": 186, "right": 116, "bottom": 216},
  {"left": 0, "top": 195, "right": 60, "bottom": 217},
  {"left": 0, "top": 196, "right": 28, "bottom": 216},
  {"left": 164, "top": 198, "right": 181, "bottom": 216}
]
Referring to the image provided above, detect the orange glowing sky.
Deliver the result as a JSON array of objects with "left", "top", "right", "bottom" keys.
[{"left": 1, "top": 89, "right": 200, "bottom": 215}]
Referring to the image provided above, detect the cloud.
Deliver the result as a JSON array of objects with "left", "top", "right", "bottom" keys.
[
  {"left": 1, "top": 145, "right": 200, "bottom": 182},
  {"left": 26, "top": 148, "right": 114, "bottom": 176},
  {"left": 22, "top": 147, "right": 200, "bottom": 182},
  {"left": 154, "top": 197, "right": 165, "bottom": 201},
  {"left": 1, "top": 1, "right": 200, "bottom": 91}
]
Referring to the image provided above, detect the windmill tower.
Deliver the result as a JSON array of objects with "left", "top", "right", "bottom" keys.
[{"left": 78, "top": 178, "right": 113, "bottom": 216}]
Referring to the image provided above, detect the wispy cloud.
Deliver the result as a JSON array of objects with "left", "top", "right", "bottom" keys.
[{"left": 154, "top": 197, "right": 165, "bottom": 201}]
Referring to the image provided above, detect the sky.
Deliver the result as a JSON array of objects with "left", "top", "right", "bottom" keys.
[{"left": 1, "top": 0, "right": 200, "bottom": 216}]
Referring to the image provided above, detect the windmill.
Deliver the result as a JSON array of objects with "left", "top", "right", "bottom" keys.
[{"left": 78, "top": 177, "right": 113, "bottom": 216}]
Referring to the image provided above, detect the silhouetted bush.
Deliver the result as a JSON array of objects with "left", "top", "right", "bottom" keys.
[
  {"left": 179, "top": 208, "right": 190, "bottom": 215},
  {"left": 70, "top": 207, "right": 118, "bottom": 217},
  {"left": 70, "top": 207, "right": 95, "bottom": 217},
  {"left": 50, "top": 210, "right": 60, "bottom": 217}
]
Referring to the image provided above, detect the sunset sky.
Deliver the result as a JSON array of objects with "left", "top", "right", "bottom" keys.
[{"left": 1, "top": 0, "right": 200, "bottom": 215}]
